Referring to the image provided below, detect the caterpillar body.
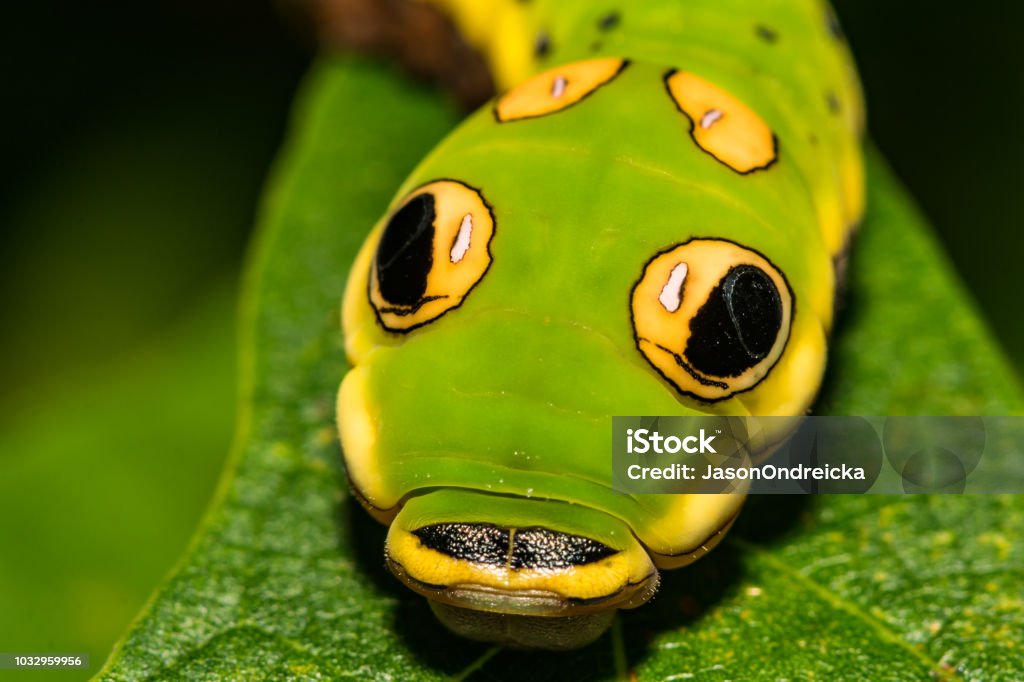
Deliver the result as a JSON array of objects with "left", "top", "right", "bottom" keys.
[{"left": 336, "top": 0, "right": 865, "bottom": 649}]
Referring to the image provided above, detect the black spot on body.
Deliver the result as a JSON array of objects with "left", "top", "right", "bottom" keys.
[
  {"left": 826, "top": 9, "right": 845, "bottom": 41},
  {"left": 376, "top": 193, "right": 435, "bottom": 305},
  {"left": 511, "top": 529, "right": 617, "bottom": 569},
  {"left": 590, "top": 40, "right": 603, "bottom": 52},
  {"left": 597, "top": 11, "right": 621, "bottom": 31},
  {"left": 755, "top": 24, "right": 778, "bottom": 43},
  {"left": 413, "top": 524, "right": 509, "bottom": 565},
  {"left": 684, "top": 265, "right": 782, "bottom": 377},
  {"left": 826, "top": 91, "right": 841, "bottom": 115},
  {"left": 534, "top": 31, "right": 551, "bottom": 59}
]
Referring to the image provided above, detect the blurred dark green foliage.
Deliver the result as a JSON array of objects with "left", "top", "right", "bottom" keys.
[
  {"left": 1, "top": 0, "right": 307, "bottom": 388},
  {"left": 835, "top": 1, "right": 1024, "bottom": 370},
  {"left": 0, "top": 0, "right": 1021, "bottom": 678},
  {"left": 0, "top": 1, "right": 307, "bottom": 678}
]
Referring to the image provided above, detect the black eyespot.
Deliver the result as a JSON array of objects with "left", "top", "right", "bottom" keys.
[
  {"left": 375, "top": 193, "right": 435, "bottom": 306},
  {"left": 684, "top": 265, "right": 782, "bottom": 377},
  {"left": 369, "top": 180, "right": 495, "bottom": 332}
]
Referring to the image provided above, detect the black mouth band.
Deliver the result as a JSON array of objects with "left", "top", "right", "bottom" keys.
[{"left": 412, "top": 523, "right": 618, "bottom": 570}]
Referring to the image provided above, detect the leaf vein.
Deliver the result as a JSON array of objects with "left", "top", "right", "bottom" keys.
[{"left": 733, "top": 537, "right": 962, "bottom": 681}]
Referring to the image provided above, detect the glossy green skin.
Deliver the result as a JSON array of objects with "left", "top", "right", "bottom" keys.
[
  {"left": 508, "top": 0, "right": 863, "bottom": 189},
  {"left": 343, "top": 1, "right": 862, "bottom": 555}
]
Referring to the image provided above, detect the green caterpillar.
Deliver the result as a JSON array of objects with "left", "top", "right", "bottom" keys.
[{"left": 336, "top": 0, "right": 864, "bottom": 649}]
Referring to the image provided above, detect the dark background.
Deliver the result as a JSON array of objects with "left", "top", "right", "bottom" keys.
[{"left": 0, "top": 0, "right": 1020, "bottom": 676}]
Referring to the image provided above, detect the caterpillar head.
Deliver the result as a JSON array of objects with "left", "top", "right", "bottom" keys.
[{"left": 337, "top": 57, "right": 831, "bottom": 648}]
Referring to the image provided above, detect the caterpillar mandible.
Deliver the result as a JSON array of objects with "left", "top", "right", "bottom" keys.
[{"left": 334, "top": 0, "right": 864, "bottom": 650}]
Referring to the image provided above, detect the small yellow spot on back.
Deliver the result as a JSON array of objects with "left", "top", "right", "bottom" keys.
[
  {"left": 665, "top": 71, "right": 777, "bottom": 173},
  {"left": 494, "top": 57, "right": 627, "bottom": 122}
]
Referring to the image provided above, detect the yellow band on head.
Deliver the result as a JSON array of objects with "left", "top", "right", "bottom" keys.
[{"left": 386, "top": 522, "right": 656, "bottom": 608}]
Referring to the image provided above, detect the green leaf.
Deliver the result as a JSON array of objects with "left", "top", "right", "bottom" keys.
[{"left": 99, "top": 57, "right": 1024, "bottom": 681}]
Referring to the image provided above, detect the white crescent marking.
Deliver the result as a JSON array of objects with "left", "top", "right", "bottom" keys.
[
  {"left": 450, "top": 213, "right": 473, "bottom": 263},
  {"left": 551, "top": 76, "right": 569, "bottom": 99},
  {"left": 700, "top": 109, "right": 724, "bottom": 129},
  {"left": 659, "top": 262, "right": 689, "bottom": 312}
]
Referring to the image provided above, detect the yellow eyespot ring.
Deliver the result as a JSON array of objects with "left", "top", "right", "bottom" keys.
[
  {"left": 494, "top": 57, "right": 629, "bottom": 123},
  {"left": 664, "top": 69, "right": 778, "bottom": 174},
  {"left": 369, "top": 179, "right": 495, "bottom": 333},
  {"left": 631, "top": 239, "right": 793, "bottom": 402}
]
